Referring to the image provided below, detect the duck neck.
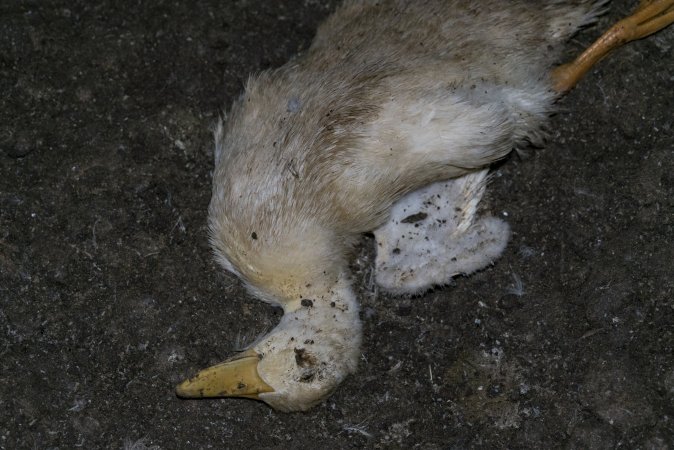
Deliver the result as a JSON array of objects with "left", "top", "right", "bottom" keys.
[
  {"left": 278, "top": 272, "right": 362, "bottom": 359},
  {"left": 284, "top": 271, "right": 359, "bottom": 317}
]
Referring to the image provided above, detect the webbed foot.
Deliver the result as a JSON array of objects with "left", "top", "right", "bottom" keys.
[{"left": 552, "top": 0, "right": 674, "bottom": 93}]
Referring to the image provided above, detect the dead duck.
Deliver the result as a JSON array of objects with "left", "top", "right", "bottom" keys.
[{"left": 176, "top": 0, "right": 674, "bottom": 411}]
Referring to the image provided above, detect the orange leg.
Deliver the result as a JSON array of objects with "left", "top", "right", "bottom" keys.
[{"left": 552, "top": 0, "right": 674, "bottom": 94}]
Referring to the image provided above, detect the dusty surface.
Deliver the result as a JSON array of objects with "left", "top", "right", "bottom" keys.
[{"left": 1, "top": 1, "right": 672, "bottom": 448}]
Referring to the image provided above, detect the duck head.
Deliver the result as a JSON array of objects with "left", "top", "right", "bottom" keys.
[{"left": 176, "top": 275, "right": 362, "bottom": 412}]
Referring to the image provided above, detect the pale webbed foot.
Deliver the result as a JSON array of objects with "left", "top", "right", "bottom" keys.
[
  {"left": 373, "top": 170, "right": 510, "bottom": 295},
  {"left": 552, "top": 0, "right": 674, "bottom": 93}
]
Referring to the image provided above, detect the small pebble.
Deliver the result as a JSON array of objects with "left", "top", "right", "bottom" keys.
[
  {"left": 5, "top": 133, "right": 39, "bottom": 158},
  {"left": 396, "top": 304, "right": 412, "bottom": 316}
]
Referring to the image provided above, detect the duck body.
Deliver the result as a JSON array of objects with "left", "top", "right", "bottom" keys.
[
  {"left": 196, "top": 0, "right": 607, "bottom": 411},
  {"left": 211, "top": 0, "right": 603, "bottom": 299}
]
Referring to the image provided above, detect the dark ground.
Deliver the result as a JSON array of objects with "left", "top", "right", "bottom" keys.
[{"left": 1, "top": 1, "right": 673, "bottom": 448}]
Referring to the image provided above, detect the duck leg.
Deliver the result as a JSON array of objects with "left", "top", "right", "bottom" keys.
[
  {"left": 373, "top": 170, "right": 510, "bottom": 295},
  {"left": 552, "top": 0, "right": 674, "bottom": 93}
]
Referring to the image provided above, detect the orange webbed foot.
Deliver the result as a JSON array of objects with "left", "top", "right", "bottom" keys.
[{"left": 552, "top": 0, "right": 674, "bottom": 94}]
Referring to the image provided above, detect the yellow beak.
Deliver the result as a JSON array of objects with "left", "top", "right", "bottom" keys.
[{"left": 176, "top": 349, "right": 274, "bottom": 399}]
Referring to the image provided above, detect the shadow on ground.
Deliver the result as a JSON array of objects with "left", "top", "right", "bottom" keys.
[{"left": 1, "top": 1, "right": 672, "bottom": 448}]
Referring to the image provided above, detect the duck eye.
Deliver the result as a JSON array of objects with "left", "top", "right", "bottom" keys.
[
  {"left": 294, "top": 347, "right": 317, "bottom": 368},
  {"left": 299, "top": 370, "right": 316, "bottom": 383}
]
